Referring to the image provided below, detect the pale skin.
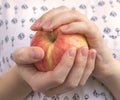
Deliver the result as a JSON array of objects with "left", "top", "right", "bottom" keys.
[
  {"left": 0, "top": 7, "right": 97, "bottom": 99},
  {"left": 30, "top": 6, "right": 120, "bottom": 99},
  {"left": 13, "top": 46, "right": 96, "bottom": 96},
  {"left": 0, "top": 67, "right": 32, "bottom": 100},
  {"left": 0, "top": 45, "right": 96, "bottom": 100},
  {"left": 0, "top": 11, "right": 96, "bottom": 100},
  {"left": 0, "top": 6, "right": 120, "bottom": 100}
]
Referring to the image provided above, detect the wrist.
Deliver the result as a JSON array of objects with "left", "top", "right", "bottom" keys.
[
  {"left": 98, "top": 59, "right": 119, "bottom": 80},
  {"left": 13, "top": 66, "right": 32, "bottom": 92},
  {"left": 11, "top": 66, "right": 33, "bottom": 99},
  {"left": 0, "top": 66, "right": 32, "bottom": 100},
  {"left": 98, "top": 59, "right": 120, "bottom": 100}
]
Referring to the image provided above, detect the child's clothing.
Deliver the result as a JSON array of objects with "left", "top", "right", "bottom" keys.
[{"left": 0, "top": 0, "right": 120, "bottom": 100}]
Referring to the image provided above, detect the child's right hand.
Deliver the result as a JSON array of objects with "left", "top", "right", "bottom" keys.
[{"left": 13, "top": 46, "right": 96, "bottom": 97}]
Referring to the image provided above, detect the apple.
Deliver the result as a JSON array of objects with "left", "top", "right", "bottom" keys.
[{"left": 31, "top": 28, "right": 88, "bottom": 72}]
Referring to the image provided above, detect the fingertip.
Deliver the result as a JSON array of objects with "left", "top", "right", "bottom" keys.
[
  {"left": 30, "top": 26, "right": 40, "bottom": 31},
  {"left": 31, "top": 47, "right": 45, "bottom": 60},
  {"left": 90, "top": 49, "right": 97, "bottom": 59},
  {"left": 30, "top": 26, "right": 37, "bottom": 31},
  {"left": 68, "top": 47, "right": 77, "bottom": 57},
  {"left": 30, "top": 20, "right": 41, "bottom": 31}
]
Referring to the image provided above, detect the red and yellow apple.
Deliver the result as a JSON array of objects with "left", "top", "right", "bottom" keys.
[{"left": 31, "top": 28, "right": 88, "bottom": 72}]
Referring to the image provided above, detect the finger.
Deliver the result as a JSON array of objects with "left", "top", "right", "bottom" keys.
[
  {"left": 60, "top": 22, "right": 101, "bottom": 39},
  {"left": 13, "top": 47, "right": 44, "bottom": 64},
  {"left": 79, "top": 49, "right": 96, "bottom": 85},
  {"left": 41, "top": 10, "right": 88, "bottom": 31},
  {"left": 21, "top": 47, "right": 76, "bottom": 92},
  {"left": 60, "top": 22, "right": 104, "bottom": 49},
  {"left": 60, "top": 22, "right": 114, "bottom": 64},
  {"left": 31, "top": 6, "right": 69, "bottom": 31},
  {"left": 43, "top": 47, "right": 89, "bottom": 97}
]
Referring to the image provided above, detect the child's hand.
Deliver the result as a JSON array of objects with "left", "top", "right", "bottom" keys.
[
  {"left": 13, "top": 46, "right": 96, "bottom": 96},
  {"left": 30, "top": 6, "right": 120, "bottom": 100},
  {"left": 31, "top": 6, "right": 115, "bottom": 79}
]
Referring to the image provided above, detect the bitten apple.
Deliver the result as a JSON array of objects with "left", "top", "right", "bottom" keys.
[{"left": 31, "top": 29, "right": 88, "bottom": 72}]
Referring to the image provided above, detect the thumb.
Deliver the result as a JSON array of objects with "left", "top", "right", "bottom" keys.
[
  {"left": 13, "top": 47, "right": 44, "bottom": 65},
  {"left": 60, "top": 22, "right": 104, "bottom": 49}
]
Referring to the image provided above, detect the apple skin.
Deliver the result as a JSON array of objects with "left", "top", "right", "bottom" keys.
[{"left": 31, "top": 29, "right": 88, "bottom": 72}]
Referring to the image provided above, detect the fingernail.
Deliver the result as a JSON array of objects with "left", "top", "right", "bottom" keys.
[
  {"left": 69, "top": 47, "right": 76, "bottom": 57},
  {"left": 31, "top": 20, "right": 41, "bottom": 29},
  {"left": 31, "top": 48, "right": 43, "bottom": 59},
  {"left": 91, "top": 51, "right": 96, "bottom": 59},
  {"left": 81, "top": 47, "right": 88, "bottom": 57}
]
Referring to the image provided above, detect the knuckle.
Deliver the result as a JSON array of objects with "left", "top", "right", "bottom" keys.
[
  {"left": 13, "top": 48, "right": 24, "bottom": 63},
  {"left": 40, "top": 13, "right": 49, "bottom": 21},
  {"left": 30, "top": 82, "right": 42, "bottom": 92},
  {"left": 30, "top": 82, "right": 40, "bottom": 92},
  {"left": 17, "top": 52, "right": 25, "bottom": 63},
  {"left": 65, "top": 62, "right": 73, "bottom": 68},
  {"left": 32, "top": 86, "right": 40, "bottom": 92},
  {"left": 80, "top": 22, "right": 89, "bottom": 32},
  {"left": 59, "top": 6, "right": 69, "bottom": 10},
  {"left": 69, "top": 10, "right": 89, "bottom": 22},
  {"left": 70, "top": 10, "right": 81, "bottom": 20},
  {"left": 75, "top": 59, "right": 86, "bottom": 68},
  {"left": 66, "top": 82, "right": 78, "bottom": 89},
  {"left": 58, "top": 60, "right": 73, "bottom": 70},
  {"left": 75, "top": 58, "right": 83, "bottom": 64},
  {"left": 54, "top": 77, "right": 65, "bottom": 85},
  {"left": 79, "top": 82, "right": 84, "bottom": 86},
  {"left": 52, "top": 72, "right": 65, "bottom": 85},
  {"left": 68, "top": 84, "right": 78, "bottom": 89},
  {"left": 70, "top": 10, "right": 89, "bottom": 22},
  {"left": 88, "top": 64, "right": 94, "bottom": 71},
  {"left": 29, "top": 82, "right": 37, "bottom": 92}
]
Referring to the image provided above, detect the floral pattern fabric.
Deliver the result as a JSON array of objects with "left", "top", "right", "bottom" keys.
[{"left": 0, "top": 0, "right": 120, "bottom": 100}]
